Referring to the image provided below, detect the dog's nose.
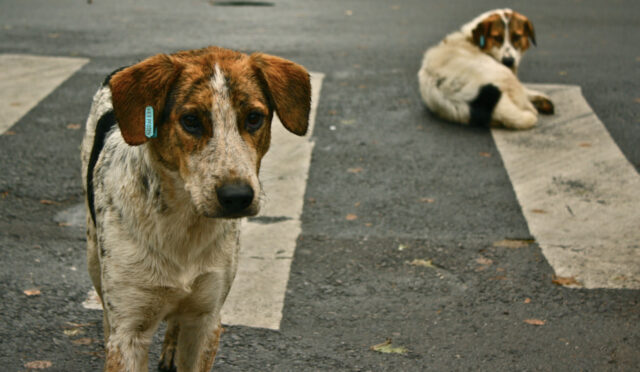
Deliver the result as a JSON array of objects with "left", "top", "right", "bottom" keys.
[
  {"left": 502, "top": 57, "right": 515, "bottom": 68},
  {"left": 216, "top": 184, "right": 254, "bottom": 215}
]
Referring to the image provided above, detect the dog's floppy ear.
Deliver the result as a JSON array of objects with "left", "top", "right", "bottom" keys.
[
  {"left": 250, "top": 53, "right": 311, "bottom": 136},
  {"left": 523, "top": 18, "right": 537, "bottom": 46},
  {"left": 471, "top": 19, "right": 492, "bottom": 50},
  {"left": 109, "top": 54, "right": 181, "bottom": 145}
]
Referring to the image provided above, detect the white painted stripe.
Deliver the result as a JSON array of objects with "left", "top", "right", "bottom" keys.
[
  {"left": 221, "top": 73, "right": 324, "bottom": 329},
  {"left": 0, "top": 54, "right": 89, "bottom": 134},
  {"left": 492, "top": 84, "right": 640, "bottom": 289}
]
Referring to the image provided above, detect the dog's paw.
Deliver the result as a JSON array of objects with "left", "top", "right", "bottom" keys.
[{"left": 531, "top": 96, "right": 554, "bottom": 115}]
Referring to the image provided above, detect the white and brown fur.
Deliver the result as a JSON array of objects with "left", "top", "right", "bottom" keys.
[
  {"left": 418, "top": 9, "right": 554, "bottom": 129},
  {"left": 81, "top": 46, "right": 311, "bottom": 371}
]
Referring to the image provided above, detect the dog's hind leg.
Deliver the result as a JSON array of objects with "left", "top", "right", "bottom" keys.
[
  {"left": 469, "top": 84, "right": 502, "bottom": 126},
  {"left": 158, "top": 319, "right": 179, "bottom": 372}
]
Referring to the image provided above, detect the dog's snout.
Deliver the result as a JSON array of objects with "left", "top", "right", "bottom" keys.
[
  {"left": 216, "top": 184, "right": 254, "bottom": 215},
  {"left": 501, "top": 57, "right": 515, "bottom": 68}
]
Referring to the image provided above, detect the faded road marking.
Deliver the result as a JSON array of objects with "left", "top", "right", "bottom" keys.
[
  {"left": 0, "top": 54, "right": 89, "bottom": 134},
  {"left": 492, "top": 84, "right": 640, "bottom": 289},
  {"left": 221, "top": 73, "right": 324, "bottom": 329}
]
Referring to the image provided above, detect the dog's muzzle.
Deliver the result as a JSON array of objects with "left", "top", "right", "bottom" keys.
[
  {"left": 216, "top": 183, "right": 255, "bottom": 217},
  {"left": 501, "top": 57, "right": 515, "bottom": 68}
]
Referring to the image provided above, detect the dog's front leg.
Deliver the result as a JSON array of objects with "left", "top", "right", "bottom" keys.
[
  {"left": 174, "top": 313, "right": 222, "bottom": 372},
  {"left": 526, "top": 88, "right": 555, "bottom": 114},
  {"left": 101, "top": 287, "right": 167, "bottom": 372}
]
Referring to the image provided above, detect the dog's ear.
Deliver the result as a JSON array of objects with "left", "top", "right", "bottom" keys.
[
  {"left": 472, "top": 20, "right": 492, "bottom": 50},
  {"left": 250, "top": 53, "right": 311, "bottom": 136},
  {"left": 109, "top": 54, "right": 181, "bottom": 145},
  {"left": 512, "top": 11, "right": 537, "bottom": 47},
  {"left": 523, "top": 18, "right": 537, "bottom": 46}
]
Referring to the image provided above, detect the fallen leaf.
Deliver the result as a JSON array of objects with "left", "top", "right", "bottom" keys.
[
  {"left": 370, "top": 339, "right": 408, "bottom": 354},
  {"left": 479, "top": 152, "right": 492, "bottom": 158},
  {"left": 344, "top": 9, "right": 353, "bottom": 16},
  {"left": 66, "top": 123, "right": 81, "bottom": 130},
  {"left": 634, "top": 98, "right": 640, "bottom": 104},
  {"left": 559, "top": 71, "right": 567, "bottom": 76},
  {"left": 341, "top": 119, "right": 356, "bottom": 125},
  {"left": 72, "top": 337, "right": 95, "bottom": 345},
  {"left": 64, "top": 329, "right": 83, "bottom": 337},
  {"left": 24, "top": 360, "right": 52, "bottom": 369},
  {"left": 358, "top": 84, "right": 367, "bottom": 89},
  {"left": 307, "top": 197, "right": 316, "bottom": 204},
  {"left": 10, "top": 101, "right": 21, "bottom": 107},
  {"left": 347, "top": 167, "right": 363, "bottom": 174},
  {"left": 578, "top": 142, "right": 592, "bottom": 148},
  {"left": 524, "top": 297, "right": 532, "bottom": 304},
  {"left": 3, "top": 130, "right": 16, "bottom": 136},
  {"left": 354, "top": 201, "right": 361, "bottom": 207},
  {"left": 39, "top": 199, "right": 58, "bottom": 205},
  {"left": 328, "top": 110, "right": 337, "bottom": 115},
  {"left": 552, "top": 275, "right": 582, "bottom": 286},
  {"left": 492, "top": 239, "right": 534, "bottom": 248},
  {"left": 531, "top": 209, "right": 547, "bottom": 214},
  {"left": 409, "top": 259, "right": 434, "bottom": 268},
  {"left": 24, "top": 288, "right": 41, "bottom": 296},
  {"left": 1, "top": 191, "right": 8, "bottom": 199},
  {"left": 58, "top": 222, "right": 72, "bottom": 227},
  {"left": 476, "top": 257, "right": 493, "bottom": 265},
  {"left": 48, "top": 33, "right": 60, "bottom": 38},
  {"left": 345, "top": 213, "right": 358, "bottom": 221},
  {"left": 364, "top": 223, "right": 372, "bottom": 227},
  {"left": 419, "top": 197, "right": 435, "bottom": 203},
  {"left": 524, "top": 318, "right": 545, "bottom": 326}
]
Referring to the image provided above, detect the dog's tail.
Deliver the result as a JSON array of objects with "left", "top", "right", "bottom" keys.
[{"left": 469, "top": 84, "right": 501, "bottom": 126}]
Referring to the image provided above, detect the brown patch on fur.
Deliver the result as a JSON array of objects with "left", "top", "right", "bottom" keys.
[
  {"left": 198, "top": 321, "right": 223, "bottom": 372},
  {"left": 250, "top": 53, "right": 311, "bottom": 136},
  {"left": 531, "top": 96, "right": 554, "bottom": 114},
  {"left": 110, "top": 54, "right": 183, "bottom": 146},
  {"left": 510, "top": 11, "right": 536, "bottom": 50},
  {"left": 472, "top": 14, "right": 505, "bottom": 50},
  {"left": 104, "top": 346, "right": 124, "bottom": 371},
  {"left": 132, "top": 46, "right": 310, "bottom": 178}
]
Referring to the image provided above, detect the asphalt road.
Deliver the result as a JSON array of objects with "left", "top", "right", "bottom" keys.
[{"left": 1, "top": 0, "right": 639, "bottom": 371}]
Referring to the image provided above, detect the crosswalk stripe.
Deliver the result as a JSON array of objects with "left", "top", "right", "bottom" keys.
[
  {"left": 492, "top": 84, "right": 640, "bottom": 289},
  {"left": 221, "top": 73, "right": 324, "bottom": 330},
  {"left": 0, "top": 54, "right": 89, "bottom": 134}
]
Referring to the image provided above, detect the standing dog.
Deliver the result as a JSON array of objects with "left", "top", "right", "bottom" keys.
[
  {"left": 81, "top": 47, "right": 311, "bottom": 371},
  {"left": 418, "top": 9, "right": 554, "bottom": 129}
]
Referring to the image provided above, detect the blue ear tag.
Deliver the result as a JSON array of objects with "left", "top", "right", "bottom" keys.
[
  {"left": 479, "top": 35, "right": 486, "bottom": 48},
  {"left": 144, "top": 106, "right": 157, "bottom": 138}
]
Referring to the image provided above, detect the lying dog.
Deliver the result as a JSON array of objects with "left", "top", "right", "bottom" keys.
[
  {"left": 418, "top": 9, "right": 554, "bottom": 129},
  {"left": 81, "top": 47, "right": 311, "bottom": 371}
]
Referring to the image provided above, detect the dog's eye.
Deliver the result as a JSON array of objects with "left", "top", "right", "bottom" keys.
[
  {"left": 495, "top": 35, "right": 504, "bottom": 43},
  {"left": 180, "top": 114, "right": 203, "bottom": 136},
  {"left": 245, "top": 112, "right": 264, "bottom": 133},
  {"left": 512, "top": 34, "right": 521, "bottom": 43}
]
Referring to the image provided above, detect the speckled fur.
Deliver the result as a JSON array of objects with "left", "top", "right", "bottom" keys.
[{"left": 81, "top": 47, "right": 311, "bottom": 372}]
